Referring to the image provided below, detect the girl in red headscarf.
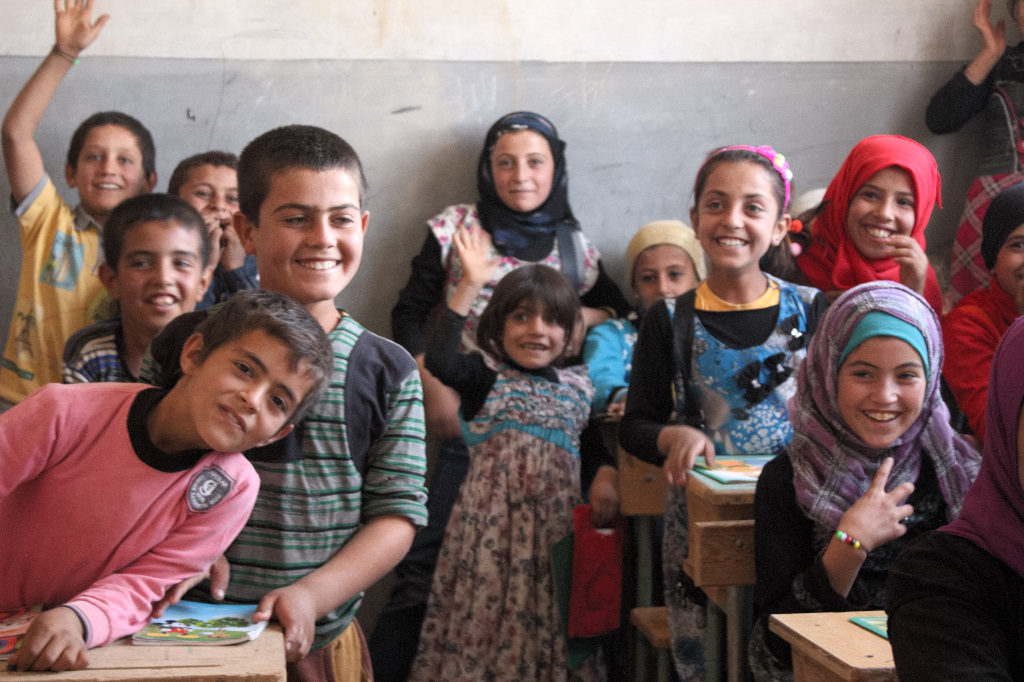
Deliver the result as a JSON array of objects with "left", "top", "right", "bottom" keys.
[{"left": 796, "top": 135, "right": 945, "bottom": 313}]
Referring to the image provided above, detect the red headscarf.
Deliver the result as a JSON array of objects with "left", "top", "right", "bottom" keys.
[{"left": 797, "top": 135, "right": 943, "bottom": 312}]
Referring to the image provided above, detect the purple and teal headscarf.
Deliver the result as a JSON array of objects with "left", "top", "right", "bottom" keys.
[
  {"left": 476, "top": 111, "right": 577, "bottom": 261},
  {"left": 944, "top": 316, "right": 1024, "bottom": 577},
  {"left": 788, "top": 281, "right": 979, "bottom": 531}
]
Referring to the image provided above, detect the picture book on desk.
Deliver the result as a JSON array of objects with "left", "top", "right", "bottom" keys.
[
  {"left": 0, "top": 605, "right": 42, "bottom": 660},
  {"left": 849, "top": 615, "right": 889, "bottom": 640},
  {"left": 694, "top": 454, "right": 772, "bottom": 483},
  {"left": 133, "top": 600, "right": 267, "bottom": 645}
]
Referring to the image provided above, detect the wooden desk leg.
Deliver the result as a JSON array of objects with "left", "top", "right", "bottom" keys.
[
  {"left": 705, "top": 599, "right": 725, "bottom": 682},
  {"left": 633, "top": 515, "right": 656, "bottom": 681},
  {"left": 636, "top": 515, "right": 655, "bottom": 607},
  {"left": 725, "top": 585, "right": 753, "bottom": 682}
]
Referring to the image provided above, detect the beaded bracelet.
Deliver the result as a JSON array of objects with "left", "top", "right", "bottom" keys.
[
  {"left": 834, "top": 530, "right": 861, "bottom": 550},
  {"left": 51, "top": 45, "right": 79, "bottom": 66}
]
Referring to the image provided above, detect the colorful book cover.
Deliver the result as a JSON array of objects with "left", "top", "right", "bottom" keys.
[
  {"left": 694, "top": 455, "right": 772, "bottom": 483},
  {"left": 133, "top": 600, "right": 267, "bottom": 646},
  {"left": 0, "top": 605, "right": 43, "bottom": 660},
  {"left": 849, "top": 614, "right": 889, "bottom": 640}
]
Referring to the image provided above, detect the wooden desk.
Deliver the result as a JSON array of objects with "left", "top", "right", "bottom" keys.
[
  {"left": 683, "top": 470, "right": 757, "bottom": 682},
  {"left": 769, "top": 611, "right": 896, "bottom": 682},
  {"left": 0, "top": 624, "right": 286, "bottom": 681}
]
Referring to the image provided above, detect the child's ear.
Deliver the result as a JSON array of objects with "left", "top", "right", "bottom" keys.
[
  {"left": 359, "top": 210, "right": 370, "bottom": 235},
  {"left": 194, "top": 264, "right": 214, "bottom": 305},
  {"left": 772, "top": 214, "right": 792, "bottom": 246},
  {"left": 144, "top": 171, "right": 158, "bottom": 193},
  {"left": 179, "top": 332, "right": 206, "bottom": 376},
  {"left": 98, "top": 262, "right": 121, "bottom": 299},
  {"left": 65, "top": 163, "right": 78, "bottom": 188},
  {"left": 690, "top": 206, "right": 699, "bottom": 230},
  {"left": 258, "top": 423, "right": 295, "bottom": 447},
  {"left": 236, "top": 212, "right": 258, "bottom": 256}
]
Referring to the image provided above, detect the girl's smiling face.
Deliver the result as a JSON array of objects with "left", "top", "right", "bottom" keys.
[
  {"left": 845, "top": 167, "right": 916, "bottom": 261},
  {"left": 501, "top": 300, "right": 567, "bottom": 369},
  {"left": 691, "top": 160, "right": 787, "bottom": 277},
  {"left": 837, "top": 336, "right": 926, "bottom": 449},
  {"left": 490, "top": 130, "right": 555, "bottom": 213}
]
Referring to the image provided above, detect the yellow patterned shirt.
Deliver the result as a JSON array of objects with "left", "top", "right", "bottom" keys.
[{"left": 1, "top": 177, "right": 106, "bottom": 404}]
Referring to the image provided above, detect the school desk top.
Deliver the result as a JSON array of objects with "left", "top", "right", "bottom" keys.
[
  {"left": 0, "top": 623, "right": 286, "bottom": 681},
  {"left": 770, "top": 611, "right": 897, "bottom": 682}
]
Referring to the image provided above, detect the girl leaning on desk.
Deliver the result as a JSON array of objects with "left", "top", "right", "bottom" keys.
[{"left": 748, "top": 281, "right": 980, "bottom": 681}]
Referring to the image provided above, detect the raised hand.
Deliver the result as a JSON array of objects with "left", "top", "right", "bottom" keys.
[
  {"left": 452, "top": 224, "right": 498, "bottom": 288},
  {"left": 54, "top": 0, "right": 110, "bottom": 58},
  {"left": 965, "top": 0, "right": 1007, "bottom": 84},
  {"left": 973, "top": 0, "right": 1007, "bottom": 59}
]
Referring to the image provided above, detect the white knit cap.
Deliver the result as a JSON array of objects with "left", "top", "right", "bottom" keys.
[{"left": 626, "top": 219, "right": 706, "bottom": 284}]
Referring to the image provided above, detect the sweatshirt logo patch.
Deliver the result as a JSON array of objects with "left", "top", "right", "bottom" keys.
[{"left": 187, "top": 466, "right": 234, "bottom": 512}]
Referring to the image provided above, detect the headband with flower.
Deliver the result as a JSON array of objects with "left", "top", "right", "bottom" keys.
[{"left": 704, "top": 144, "right": 794, "bottom": 211}]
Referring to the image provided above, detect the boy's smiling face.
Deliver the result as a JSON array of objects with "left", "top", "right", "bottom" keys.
[
  {"left": 65, "top": 124, "right": 156, "bottom": 225},
  {"left": 237, "top": 167, "right": 368, "bottom": 329},
  {"left": 100, "top": 219, "right": 209, "bottom": 342},
  {"left": 177, "top": 328, "right": 314, "bottom": 453}
]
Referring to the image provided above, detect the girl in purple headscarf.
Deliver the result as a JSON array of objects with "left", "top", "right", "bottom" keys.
[
  {"left": 887, "top": 315, "right": 1024, "bottom": 680},
  {"left": 748, "top": 281, "right": 979, "bottom": 681}
]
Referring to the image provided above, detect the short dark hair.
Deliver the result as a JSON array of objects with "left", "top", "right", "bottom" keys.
[
  {"left": 167, "top": 150, "right": 239, "bottom": 197},
  {"left": 237, "top": 125, "right": 367, "bottom": 221},
  {"left": 66, "top": 111, "right": 156, "bottom": 178},
  {"left": 476, "top": 264, "right": 580, "bottom": 362},
  {"left": 102, "top": 193, "right": 210, "bottom": 271},
  {"left": 193, "top": 289, "right": 333, "bottom": 424}
]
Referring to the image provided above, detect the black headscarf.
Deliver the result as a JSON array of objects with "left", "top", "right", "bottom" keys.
[{"left": 476, "top": 111, "right": 579, "bottom": 261}]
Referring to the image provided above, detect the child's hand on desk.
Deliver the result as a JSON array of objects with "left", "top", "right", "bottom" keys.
[
  {"left": 254, "top": 583, "right": 318, "bottom": 663},
  {"left": 657, "top": 425, "right": 715, "bottom": 487},
  {"left": 7, "top": 606, "right": 87, "bottom": 672},
  {"left": 152, "top": 554, "right": 231, "bottom": 618}
]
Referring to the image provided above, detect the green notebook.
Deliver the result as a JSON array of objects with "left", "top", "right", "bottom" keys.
[{"left": 849, "top": 615, "right": 888, "bottom": 640}]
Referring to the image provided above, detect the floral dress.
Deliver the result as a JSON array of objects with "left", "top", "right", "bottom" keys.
[{"left": 410, "top": 310, "right": 599, "bottom": 681}]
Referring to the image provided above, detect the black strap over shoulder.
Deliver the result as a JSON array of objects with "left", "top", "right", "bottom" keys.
[
  {"left": 670, "top": 290, "right": 705, "bottom": 429},
  {"left": 555, "top": 225, "right": 585, "bottom": 291}
]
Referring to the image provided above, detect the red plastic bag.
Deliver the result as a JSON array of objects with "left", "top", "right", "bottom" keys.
[{"left": 568, "top": 504, "right": 625, "bottom": 638}]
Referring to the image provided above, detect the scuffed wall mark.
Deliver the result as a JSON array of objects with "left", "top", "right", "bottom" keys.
[
  {"left": 186, "top": 108, "right": 196, "bottom": 121},
  {"left": 391, "top": 106, "right": 422, "bottom": 115}
]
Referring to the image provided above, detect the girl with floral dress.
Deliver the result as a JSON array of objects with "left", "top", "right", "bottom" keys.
[{"left": 409, "top": 225, "right": 600, "bottom": 681}]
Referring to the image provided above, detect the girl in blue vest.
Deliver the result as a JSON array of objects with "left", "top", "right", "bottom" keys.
[{"left": 620, "top": 145, "right": 827, "bottom": 679}]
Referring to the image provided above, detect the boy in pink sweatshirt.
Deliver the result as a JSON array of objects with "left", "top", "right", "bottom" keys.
[{"left": 0, "top": 289, "right": 333, "bottom": 672}]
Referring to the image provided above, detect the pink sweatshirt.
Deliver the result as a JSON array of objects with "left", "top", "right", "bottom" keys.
[{"left": 0, "top": 383, "right": 259, "bottom": 646}]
